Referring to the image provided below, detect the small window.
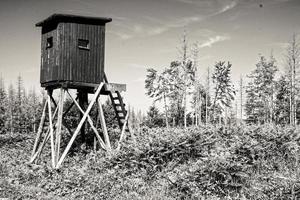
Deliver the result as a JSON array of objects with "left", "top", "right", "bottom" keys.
[
  {"left": 78, "top": 39, "right": 89, "bottom": 50},
  {"left": 46, "top": 37, "right": 53, "bottom": 49}
]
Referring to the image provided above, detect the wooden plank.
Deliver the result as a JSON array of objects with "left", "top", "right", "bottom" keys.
[
  {"left": 103, "top": 83, "right": 126, "bottom": 93},
  {"left": 56, "top": 82, "right": 104, "bottom": 168},
  {"left": 117, "top": 112, "right": 129, "bottom": 150},
  {"left": 101, "top": 26, "right": 105, "bottom": 82},
  {"left": 55, "top": 88, "right": 64, "bottom": 164},
  {"left": 47, "top": 94, "right": 56, "bottom": 168},
  {"left": 30, "top": 96, "right": 59, "bottom": 164},
  {"left": 31, "top": 101, "right": 47, "bottom": 158},
  {"left": 97, "top": 97, "right": 111, "bottom": 150}
]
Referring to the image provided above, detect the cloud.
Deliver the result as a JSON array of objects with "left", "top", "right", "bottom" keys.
[
  {"left": 210, "top": 0, "right": 238, "bottom": 17},
  {"left": 199, "top": 35, "right": 230, "bottom": 48},
  {"left": 111, "top": 0, "right": 239, "bottom": 40}
]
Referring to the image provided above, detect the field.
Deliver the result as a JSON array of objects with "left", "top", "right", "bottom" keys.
[{"left": 1, "top": 125, "right": 300, "bottom": 199}]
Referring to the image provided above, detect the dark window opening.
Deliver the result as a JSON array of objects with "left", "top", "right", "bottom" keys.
[
  {"left": 46, "top": 37, "right": 53, "bottom": 49},
  {"left": 78, "top": 39, "right": 90, "bottom": 50}
]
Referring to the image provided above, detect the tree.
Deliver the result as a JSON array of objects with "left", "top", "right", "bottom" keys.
[
  {"left": 0, "top": 76, "right": 7, "bottom": 134},
  {"left": 245, "top": 55, "right": 278, "bottom": 124},
  {"left": 7, "top": 83, "right": 16, "bottom": 133},
  {"left": 274, "top": 75, "right": 290, "bottom": 124},
  {"left": 239, "top": 75, "right": 244, "bottom": 125},
  {"left": 144, "top": 105, "right": 164, "bottom": 128},
  {"left": 285, "top": 34, "right": 300, "bottom": 126},
  {"left": 145, "top": 68, "right": 171, "bottom": 128},
  {"left": 205, "top": 67, "right": 210, "bottom": 125},
  {"left": 211, "top": 61, "right": 235, "bottom": 124}
]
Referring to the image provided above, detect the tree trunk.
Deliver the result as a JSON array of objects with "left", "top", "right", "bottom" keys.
[
  {"left": 163, "top": 92, "right": 169, "bottom": 129},
  {"left": 184, "top": 86, "right": 187, "bottom": 128}
]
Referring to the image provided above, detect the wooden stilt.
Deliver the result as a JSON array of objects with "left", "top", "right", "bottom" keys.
[
  {"left": 97, "top": 97, "right": 111, "bottom": 151},
  {"left": 78, "top": 90, "right": 88, "bottom": 144},
  {"left": 30, "top": 130, "right": 50, "bottom": 163},
  {"left": 31, "top": 101, "right": 47, "bottom": 158},
  {"left": 47, "top": 92, "right": 56, "bottom": 168},
  {"left": 117, "top": 112, "right": 129, "bottom": 150},
  {"left": 30, "top": 104, "right": 59, "bottom": 163},
  {"left": 66, "top": 90, "right": 107, "bottom": 150},
  {"left": 56, "top": 83, "right": 104, "bottom": 168},
  {"left": 55, "top": 88, "right": 64, "bottom": 164}
]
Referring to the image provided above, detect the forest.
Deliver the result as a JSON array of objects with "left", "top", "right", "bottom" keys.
[{"left": 1, "top": 32, "right": 300, "bottom": 199}]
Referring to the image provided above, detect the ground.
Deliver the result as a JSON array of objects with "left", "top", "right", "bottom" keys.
[{"left": 1, "top": 125, "right": 300, "bottom": 199}]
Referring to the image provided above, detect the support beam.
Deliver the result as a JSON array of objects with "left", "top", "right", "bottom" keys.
[
  {"left": 31, "top": 101, "right": 47, "bottom": 158},
  {"left": 117, "top": 112, "right": 129, "bottom": 150},
  {"left": 55, "top": 88, "right": 65, "bottom": 164},
  {"left": 30, "top": 103, "right": 59, "bottom": 163},
  {"left": 78, "top": 90, "right": 88, "bottom": 144},
  {"left": 97, "top": 97, "right": 111, "bottom": 151},
  {"left": 47, "top": 93, "right": 56, "bottom": 168}
]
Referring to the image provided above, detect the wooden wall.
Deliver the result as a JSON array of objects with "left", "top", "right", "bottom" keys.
[{"left": 40, "top": 22, "right": 105, "bottom": 87}]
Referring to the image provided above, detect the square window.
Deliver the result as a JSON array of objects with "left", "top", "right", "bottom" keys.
[
  {"left": 46, "top": 37, "right": 53, "bottom": 49},
  {"left": 78, "top": 39, "right": 89, "bottom": 50}
]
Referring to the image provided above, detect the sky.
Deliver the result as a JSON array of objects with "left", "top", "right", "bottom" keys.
[{"left": 0, "top": 0, "right": 300, "bottom": 113}]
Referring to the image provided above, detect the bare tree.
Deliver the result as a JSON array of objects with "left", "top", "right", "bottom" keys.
[
  {"left": 205, "top": 67, "right": 210, "bottom": 125},
  {"left": 239, "top": 75, "right": 243, "bottom": 125},
  {"left": 286, "top": 34, "right": 300, "bottom": 126}
]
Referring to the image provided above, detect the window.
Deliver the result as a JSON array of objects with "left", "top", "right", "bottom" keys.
[
  {"left": 46, "top": 37, "right": 53, "bottom": 49},
  {"left": 78, "top": 39, "right": 89, "bottom": 50}
]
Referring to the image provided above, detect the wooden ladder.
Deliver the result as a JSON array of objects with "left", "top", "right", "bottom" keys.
[{"left": 104, "top": 74, "right": 129, "bottom": 131}]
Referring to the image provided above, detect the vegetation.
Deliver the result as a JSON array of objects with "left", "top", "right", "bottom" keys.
[{"left": 1, "top": 125, "right": 300, "bottom": 199}]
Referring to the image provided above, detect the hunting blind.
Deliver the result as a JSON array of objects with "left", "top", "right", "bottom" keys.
[{"left": 30, "top": 14, "right": 131, "bottom": 169}]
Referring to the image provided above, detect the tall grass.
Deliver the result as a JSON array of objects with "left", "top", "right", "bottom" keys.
[{"left": 0, "top": 125, "right": 300, "bottom": 199}]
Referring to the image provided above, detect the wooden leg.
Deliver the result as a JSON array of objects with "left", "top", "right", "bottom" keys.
[
  {"left": 31, "top": 101, "right": 47, "bottom": 158},
  {"left": 30, "top": 130, "right": 50, "bottom": 163},
  {"left": 55, "top": 88, "right": 64, "bottom": 165},
  {"left": 78, "top": 90, "right": 88, "bottom": 144},
  {"left": 117, "top": 112, "right": 129, "bottom": 150},
  {"left": 56, "top": 83, "right": 104, "bottom": 169},
  {"left": 30, "top": 104, "right": 59, "bottom": 163},
  {"left": 97, "top": 97, "right": 111, "bottom": 151},
  {"left": 47, "top": 93, "right": 56, "bottom": 168}
]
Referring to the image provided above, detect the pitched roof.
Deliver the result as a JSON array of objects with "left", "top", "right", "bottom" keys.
[{"left": 36, "top": 13, "right": 112, "bottom": 27}]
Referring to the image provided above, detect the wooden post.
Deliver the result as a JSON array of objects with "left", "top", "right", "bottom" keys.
[
  {"left": 56, "top": 83, "right": 104, "bottom": 169},
  {"left": 78, "top": 90, "right": 88, "bottom": 144},
  {"left": 31, "top": 101, "right": 47, "bottom": 158},
  {"left": 47, "top": 90, "right": 56, "bottom": 168},
  {"left": 117, "top": 112, "right": 129, "bottom": 150},
  {"left": 55, "top": 88, "right": 65, "bottom": 164},
  {"left": 97, "top": 97, "right": 111, "bottom": 151},
  {"left": 30, "top": 104, "right": 59, "bottom": 163}
]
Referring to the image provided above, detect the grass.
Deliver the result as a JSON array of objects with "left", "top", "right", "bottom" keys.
[{"left": 1, "top": 125, "right": 300, "bottom": 199}]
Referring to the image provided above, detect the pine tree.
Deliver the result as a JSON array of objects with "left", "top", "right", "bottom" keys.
[
  {"left": 0, "top": 76, "right": 7, "bottom": 134},
  {"left": 245, "top": 55, "right": 278, "bottom": 124},
  {"left": 211, "top": 61, "right": 235, "bottom": 124},
  {"left": 7, "top": 83, "right": 16, "bottom": 133},
  {"left": 285, "top": 34, "right": 300, "bottom": 126}
]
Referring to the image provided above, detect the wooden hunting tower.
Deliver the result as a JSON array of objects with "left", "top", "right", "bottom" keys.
[
  {"left": 36, "top": 14, "right": 112, "bottom": 90},
  {"left": 30, "top": 14, "right": 130, "bottom": 169}
]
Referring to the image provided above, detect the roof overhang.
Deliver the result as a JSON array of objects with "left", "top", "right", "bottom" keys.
[{"left": 36, "top": 13, "right": 112, "bottom": 27}]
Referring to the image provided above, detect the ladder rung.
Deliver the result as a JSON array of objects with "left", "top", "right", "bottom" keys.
[
  {"left": 115, "top": 104, "right": 125, "bottom": 107},
  {"left": 112, "top": 97, "right": 119, "bottom": 100}
]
